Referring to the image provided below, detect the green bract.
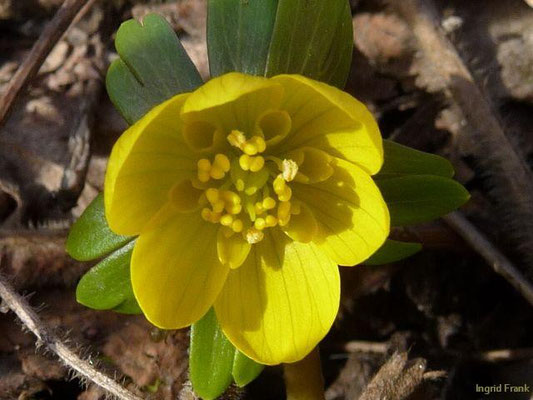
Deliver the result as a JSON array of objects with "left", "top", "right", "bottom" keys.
[
  {"left": 190, "top": 309, "right": 264, "bottom": 400},
  {"left": 107, "top": 14, "right": 202, "bottom": 124}
]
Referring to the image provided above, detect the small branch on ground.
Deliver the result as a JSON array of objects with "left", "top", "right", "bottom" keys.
[
  {"left": 0, "top": 0, "right": 91, "bottom": 129},
  {"left": 0, "top": 264, "right": 143, "bottom": 400},
  {"left": 344, "top": 341, "right": 389, "bottom": 354},
  {"left": 444, "top": 212, "right": 533, "bottom": 307}
]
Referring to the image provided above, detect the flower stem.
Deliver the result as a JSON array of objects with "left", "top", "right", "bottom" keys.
[{"left": 284, "top": 347, "right": 325, "bottom": 400}]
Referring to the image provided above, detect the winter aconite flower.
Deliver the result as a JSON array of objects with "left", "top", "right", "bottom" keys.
[{"left": 104, "top": 73, "right": 389, "bottom": 365}]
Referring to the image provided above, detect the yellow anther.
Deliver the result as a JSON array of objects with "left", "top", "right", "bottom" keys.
[
  {"left": 262, "top": 197, "right": 276, "bottom": 210},
  {"left": 198, "top": 155, "right": 229, "bottom": 181},
  {"left": 253, "top": 136, "right": 267, "bottom": 153},
  {"left": 246, "top": 228, "right": 264, "bottom": 244},
  {"left": 278, "top": 187, "right": 292, "bottom": 202},
  {"left": 232, "top": 219, "right": 244, "bottom": 233},
  {"left": 227, "top": 130, "right": 246, "bottom": 148},
  {"left": 220, "top": 214, "right": 234, "bottom": 227},
  {"left": 277, "top": 201, "right": 292, "bottom": 226},
  {"left": 210, "top": 166, "right": 226, "bottom": 180},
  {"left": 265, "top": 215, "right": 278, "bottom": 227},
  {"left": 197, "top": 159, "right": 212, "bottom": 182},
  {"left": 222, "top": 190, "right": 241, "bottom": 204},
  {"left": 239, "top": 154, "right": 251, "bottom": 171},
  {"left": 212, "top": 200, "right": 225, "bottom": 213},
  {"left": 254, "top": 218, "right": 266, "bottom": 230},
  {"left": 205, "top": 188, "right": 219, "bottom": 204},
  {"left": 249, "top": 156, "right": 265, "bottom": 172},
  {"left": 197, "top": 171, "right": 211, "bottom": 183},
  {"left": 214, "top": 154, "right": 230, "bottom": 172},
  {"left": 273, "top": 175, "right": 292, "bottom": 201},
  {"left": 242, "top": 136, "right": 266, "bottom": 155},
  {"left": 226, "top": 203, "right": 242, "bottom": 215},
  {"left": 197, "top": 159, "right": 211, "bottom": 171},
  {"left": 273, "top": 175, "right": 285, "bottom": 192},
  {"left": 243, "top": 142, "right": 259, "bottom": 156}
]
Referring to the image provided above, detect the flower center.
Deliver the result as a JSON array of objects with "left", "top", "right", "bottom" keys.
[{"left": 195, "top": 129, "right": 299, "bottom": 244}]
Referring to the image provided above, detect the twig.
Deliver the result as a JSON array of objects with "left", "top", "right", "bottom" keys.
[
  {"left": 476, "top": 348, "right": 533, "bottom": 363},
  {"left": 344, "top": 340, "right": 389, "bottom": 354},
  {"left": 444, "top": 212, "right": 533, "bottom": 307},
  {"left": 0, "top": 0, "right": 90, "bottom": 129},
  {"left": 391, "top": 0, "right": 533, "bottom": 277},
  {"left": 0, "top": 267, "right": 143, "bottom": 400}
]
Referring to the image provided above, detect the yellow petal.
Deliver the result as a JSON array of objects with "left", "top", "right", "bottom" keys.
[
  {"left": 272, "top": 74, "right": 383, "bottom": 175},
  {"left": 217, "top": 228, "right": 251, "bottom": 269},
  {"left": 215, "top": 229, "right": 340, "bottom": 365},
  {"left": 282, "top": 202, "right": 318, "bottom": 243},
  {"left": 181, "top": 72, "right": 284, "bottom": 134},
  {"left": 286, "top": 147, "right": 334, "bottom": 184},
  {"left": 293, "top": 158, "right": 389, "bottom": 266},
  {"left": 131, "top": 205, "right": 229, "bottom": 329},
  {"left": 168, "top": 179, "right": 203, "bottom": 212},
  {"left": 105, "top": 93, "right": 196, "bottom": 235}
]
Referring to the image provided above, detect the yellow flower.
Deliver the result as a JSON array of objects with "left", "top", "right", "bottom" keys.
[{"left": 104, "top": 73, "right": 389, "bottom": 365}]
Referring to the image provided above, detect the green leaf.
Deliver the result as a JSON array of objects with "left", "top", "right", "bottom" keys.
[
  {"left": 66, "top": 194, "right": 133, "bottom": 261},
  {"left": 377, "top": 140, "right": 455, "bottom": 179},
  {"left": 207, "top": 0, "right": 279, "bottom": 77},
  {"left": 266, "top": 0, "right": 353, "bottom": 88},
  {"left": 76, "top": 241, "right": 141, "bottom": 314},
  {"left": 364, "top": 239, "right": 422, "bottom": 265},
  {"left": 232, "top": 351, "right": 264, "bottom": 387},
  {"left": 107, "top": 13, "right": 203, "bottom": 124},
  {"left": 112, "top": 296, "right": 142, "bottom": 314},
  {"left": 190, "top": 309, "right": 235, "bottom": 400},
  {"left": 377, "top": 175, "right": 470, "bottom": 226}
]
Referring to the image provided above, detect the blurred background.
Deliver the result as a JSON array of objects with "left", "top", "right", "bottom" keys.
[{"left": 1, "top": 0, "right": 533, "bottom": 398}]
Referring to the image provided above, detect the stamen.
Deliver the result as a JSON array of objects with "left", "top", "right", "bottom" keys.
[
  {"left": 277, "top": 201, "right": 292, "bottom": 226},
  {"left": 273, "top": 175, "right": 292, "bottom": 201},
  {"left": 197, "top": 159, "right": 211, "bottom": 183},
  {"left": 197, "top": 154, "right": 230, "bottom": 182},
  {"left": 265, "top": 215, "right": 278, "bottom": 227},
  {"left": 254, "top": 218, "right": 266, "bottom": 230},
  {"left": 228, "top": 130, "right": 267, "bottom": 156},
  {"left": 243, "top": 136, "right": 267, "bottom": 155},
  {"left": 239, "top": 154, "right": 252, "bottom": 171},
  {"left": 210, "top": 154, "right": 230, "bottom": 179},
  {"left": 205, "top": 188, "right": 219, "bottom": 204},
  {"left": 212, "top": 200, "right": 225, "bottom": 213},
  {"left": 232, "top": 219, "right": 244, "bottom": 233},
  {"left": 197, "top": 126, "right": 300, "bottom": 244},
  {"left": 220, "top": 214, "right": 234, "bottom": 227},
  {"left": 227, "top": 130, "right": 246, "bottom": 148},
  {"left": 262, "top": 197, "right": 276, "bottom": 210},
  {"left": 282, "top": 159, "right": 299, "bottom": 182},
  {"left": 249, "top": 156, "right": 265, "bottom": 172},
  {"left": 246, "top": 228, "right": 264, "bottom": 244}
]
